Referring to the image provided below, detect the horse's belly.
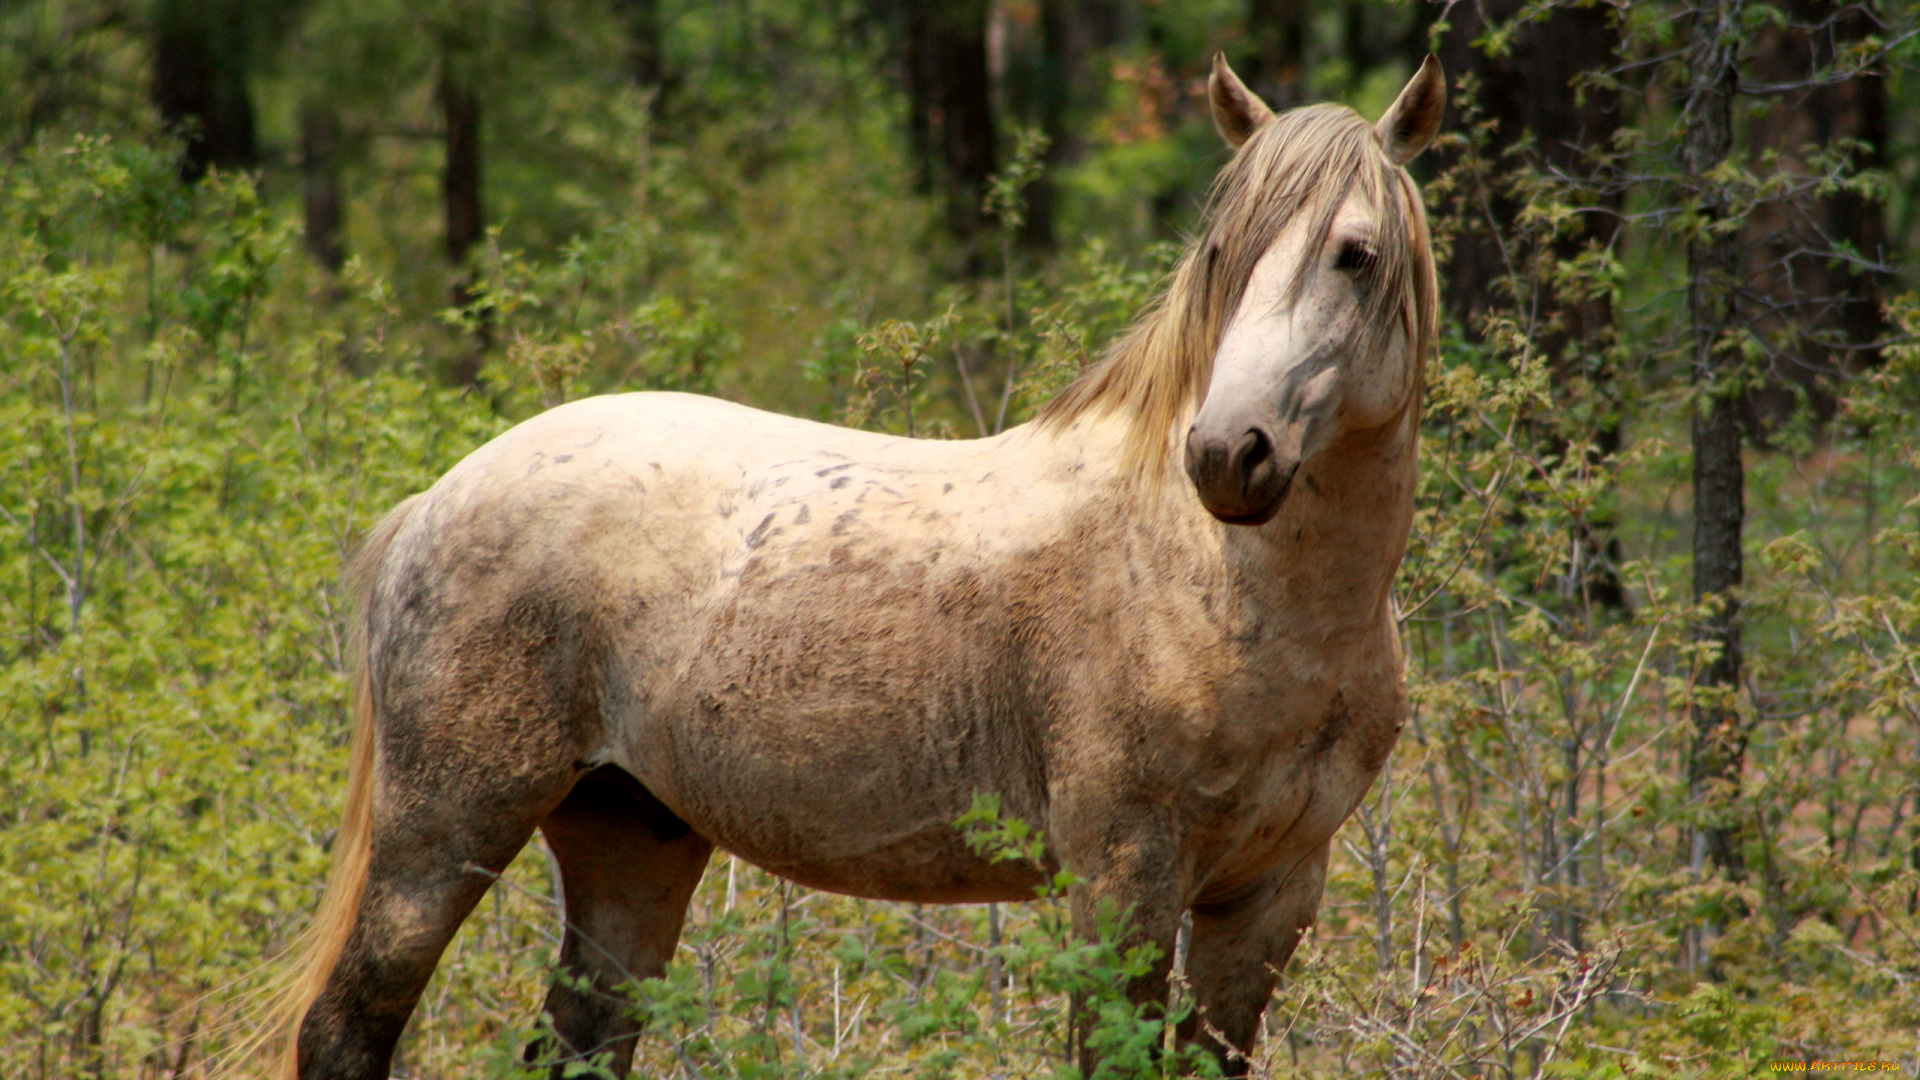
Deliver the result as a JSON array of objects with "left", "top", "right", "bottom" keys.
[
  {"left": 713, "top": 817, "right": 1049, "bottom": 905},
  {"left": 628, "top": 653, "right": 1052, "bottom": 902},
  {"left": 648, "top": 711, "right": 1049, "bottom": 901}
]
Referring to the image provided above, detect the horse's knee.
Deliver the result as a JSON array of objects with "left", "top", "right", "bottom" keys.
[
  {"left": 1179, "top": 915, "right": 1278, "bottom": 1077},
  {"left": 1057, "top": 846, "right": 1190, "bottom": 1077},
  {"left": 527, "top": 767, "right": 711, "bottom": 1079},
  {"left": 1181, "top": 847, "right": 1330, "bottom": 1075}
]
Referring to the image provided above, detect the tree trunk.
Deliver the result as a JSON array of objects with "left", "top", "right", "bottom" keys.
[
  {"left": 151, "top": 0, "right": 256, "bottom": 182},
  {"left": 1740, "top": 0, "right": 1888, "bottom": 435},
  {"left": 1026, "top": 0, "right": 1074, "bottom": 251},
  {"left": 1436, "top": 0, "right": 1619, "bottom": 337},
  {"left": 300, "top": 102, "right": 346, "bottom": 272},
  {"left": 1682, "top": 0, "right": 1748, "bottom": 881},
  {"left": 1436, "top": 0, "right": 1628, "bottom": 611},
  {"left": 1022, "top": 0, "right": 1119, "bottom": 249},
  {"left": 441, "top": 52, "right": 486, "bottom": 384},
  {"left": 903, "top": 0, "right": 996, "bottom": 250},
  {"left": 441, "top": 68, "right": 483, "bottom": 268},
  {"left": 1244, "top": 0, "right": 1308, "bottom": 110},
  {"left": 894, "top": 0, "right": 936, "bottom": 194},
  {"left": 614, "top": 0, "right": 666, "bottom": 111}
]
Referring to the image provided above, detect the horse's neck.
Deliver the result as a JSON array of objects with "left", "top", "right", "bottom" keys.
[
  {"left": 1029, "top": 407, "right": 1413, "bottom": 638},
  {"left": 1212, "top": 412, "right": 1417, "bottom": 639}
]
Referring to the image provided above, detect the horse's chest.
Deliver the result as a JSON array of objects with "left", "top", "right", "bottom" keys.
[
  {"left": 1183, "top": 671, "right": 1406, "bottom": 879},
  {"left": 1191, "top": 647, "right": 1403, "bottom": 767},
  {"left": 1290, "top": 683, "right": 1405, "bottom": 771}
]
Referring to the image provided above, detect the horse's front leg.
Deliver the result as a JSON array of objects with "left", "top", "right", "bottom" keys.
[
  {"left": 1055, "top": 812, "right": 1188, "bottom": 1075},
  {"left": 1179, "top": 842, "right": 1330, "bottom": 1077}
]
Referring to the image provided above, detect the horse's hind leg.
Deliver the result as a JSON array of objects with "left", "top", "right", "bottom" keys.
[
  {"left": 527, "top": 766, "right": 712, "bottom": 1078},
  {"left": 296, "top": 754, "right": 569, "bottom": 1080},
  {"left": 294, "top": 617, "right": 596, "bottom": 1079}
]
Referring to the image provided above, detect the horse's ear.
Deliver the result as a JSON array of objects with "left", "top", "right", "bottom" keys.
[
  {"left": 1375, "top": 55, "right": 1446, "bottom": 166},
  {"left": 1208, "top": 53, "right": 1273, "bottom": 149}
]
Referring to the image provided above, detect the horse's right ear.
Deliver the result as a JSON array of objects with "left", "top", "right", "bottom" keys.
[{"left": 1209, "top": 53, "right": 1273, "bottom": 149}]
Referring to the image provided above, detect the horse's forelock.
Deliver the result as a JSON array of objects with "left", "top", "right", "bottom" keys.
[
  {"left": 1207, "top": 108, "right": 1416, "bottom": 364},
  {"left": 1038, "top": 102, "right": 1434, "bottom": 478}
]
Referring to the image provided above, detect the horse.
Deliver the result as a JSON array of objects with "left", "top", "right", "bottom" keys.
[{"left": 267, "top": 53, "right": 1445, "bottom": 1080}]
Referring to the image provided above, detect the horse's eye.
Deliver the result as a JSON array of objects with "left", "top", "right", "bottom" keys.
[{"left": 1336, "top": 241, "right": 1378, "bottom": 273}]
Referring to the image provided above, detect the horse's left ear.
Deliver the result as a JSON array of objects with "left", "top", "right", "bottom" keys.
[{"left": 1375, "top": 55, "right": 1446, "bottom": 166}]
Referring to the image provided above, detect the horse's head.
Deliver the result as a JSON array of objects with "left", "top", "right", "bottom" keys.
[{"left": 1184, "top": 56, "right": 1443, "bottom": 526}]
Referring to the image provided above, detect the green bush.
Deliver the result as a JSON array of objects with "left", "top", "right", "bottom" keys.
[{"left": 2, "top": 21, "right": 1918, "bottom": 1076}]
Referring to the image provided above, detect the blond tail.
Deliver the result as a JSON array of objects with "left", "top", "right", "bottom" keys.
[{"left": 228, "top": 496, "right": 421, "bottom": 1079}]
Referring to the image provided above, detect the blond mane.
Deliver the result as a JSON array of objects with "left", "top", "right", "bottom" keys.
[{"left": 1037, "top": 103, "right": 1438, "bottom": 476}]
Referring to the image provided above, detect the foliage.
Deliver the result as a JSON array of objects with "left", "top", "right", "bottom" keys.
[{"left": 2, "top": 1, "right": 1920, "bottom": 1078}]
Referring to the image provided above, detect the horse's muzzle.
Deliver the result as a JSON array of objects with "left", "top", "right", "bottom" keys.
[{"left": 1185, "top": 425, "right": 1298, "bottom": 526}]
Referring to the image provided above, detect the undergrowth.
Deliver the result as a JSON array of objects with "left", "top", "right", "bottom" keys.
[{"left": 2, "top": 84, "right": 1918, "bottom": 1080}]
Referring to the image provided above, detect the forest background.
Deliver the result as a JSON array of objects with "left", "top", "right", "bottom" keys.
[{"left": 4, "top": 0, "right": 1920, "bottom": 1076}]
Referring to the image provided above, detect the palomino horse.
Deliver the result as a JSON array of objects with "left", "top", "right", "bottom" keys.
[{"left": 273, "top": 54, "right": 1445, "bottom": 1079}]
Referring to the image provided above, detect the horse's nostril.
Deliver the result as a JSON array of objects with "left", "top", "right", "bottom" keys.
[
  {"left": 1235, "top": 428, "right": 1273, "bottom": 486},
  {"left": 1188, "top": 424, "right": 1290, "bottom": 523}
]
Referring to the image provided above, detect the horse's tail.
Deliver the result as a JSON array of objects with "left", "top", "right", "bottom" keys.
[{"left": 234, "top": 495, "right": 421, "bottom": 1079}]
